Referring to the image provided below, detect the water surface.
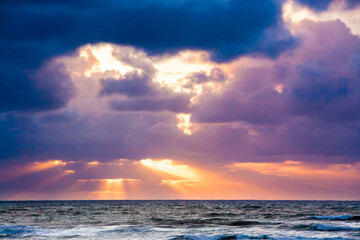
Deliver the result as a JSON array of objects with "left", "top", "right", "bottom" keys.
[{"left": 0, "top": 200, "right": 359, "bottom": 239}]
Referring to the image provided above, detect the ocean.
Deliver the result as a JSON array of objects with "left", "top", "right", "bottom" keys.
[{"left": 0, "top": 200, "right": 359, "bottom": 239}]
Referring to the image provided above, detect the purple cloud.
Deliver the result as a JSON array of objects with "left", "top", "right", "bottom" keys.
[
  {"left": 109, "top": 95, "right": 191, "bottom": 113},
  {"left": 100, "top": 72, "right": 157, "bottom": 97},
  {"left": 192, "top": 20, "right": 360, "bottom": 124}
]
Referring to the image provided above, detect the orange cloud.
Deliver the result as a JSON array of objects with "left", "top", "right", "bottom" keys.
[
  {"left": 0, "top": 160, "right": 69, "bottom": 182},
  {"left": 229, "top": 160, "right": 360, "bottom": 179},
  {"left": 3, "top": 158, "right": 359, "bottom": 200}
]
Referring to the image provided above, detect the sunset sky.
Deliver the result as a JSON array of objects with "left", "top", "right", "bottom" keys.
[{"left": 1, "top": 0, "right": 360, "bottom": 200}]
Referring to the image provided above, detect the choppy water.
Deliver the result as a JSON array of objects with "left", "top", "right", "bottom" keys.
[{"left": 0, "top": 200, "right": 359, "bottom": 239}]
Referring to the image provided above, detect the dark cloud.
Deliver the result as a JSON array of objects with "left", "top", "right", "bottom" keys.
[
  {"left": 0, "top": 114, "right": 38, "bottom": 160},
  {"left": 192, "top": 87, "right": 284, "bottom": 125},
  {"left": 0, "top": 111, "right": 183, "bottom": 163},
  {"left": 0, "top": 62, "right": 74, "bottom": 112},
  {"left": 178, "top": 118, "right": 360, "bottom": 161},
  {"left": 296, "top": 0, "right": 360, "bottom": 11},
  {"left": 0, "top": 0, "right": 296, "bottom": 112},
  {"left": 110, "top": 95, "right": 191, "bottom": 113},
  {"left": 40, "top": 111, "right": 78, "bottom": 124},
  {"left": 288, "top": 67, "right": 360, "bottom": 122},
  {"left": 296, "top": 0, "right": 334, "bottom": 11},
  {"left": 99, "top": 69, "right": 192, "bottom": 113},
  {"left": 183, "top": 68, "right": 228, "bottom": 88},
  {"left": 100, "top": 72, "right": 156, "bottom": 97}
]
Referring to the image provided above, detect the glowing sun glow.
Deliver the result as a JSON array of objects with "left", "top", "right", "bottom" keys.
[
  {"left": 152, "top": 51, "right": 214, "bottom": 92},
  {"left": 81, "top": 44, "right": 134, "bottom": 77},
  {"left": 140, "top": 159, "right": 198, "bottom": 179},
  {"left": 176, "top": 113, "right": 193, "bottom": 135},
  {"left": 274, "top": 84, "right": 284, "bottom": 93},
  {"left": 76, "top": 178, "right": 140, "bottom": 199},
  {"left": 0, "top": 160, "right": 70, "bottom": 183}
]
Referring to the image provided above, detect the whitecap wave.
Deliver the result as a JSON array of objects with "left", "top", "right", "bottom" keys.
[
  {"left": 310, "top": 215, "right": 360, "bottom": 221},
  {"left": 316, "top": 224, "right": 360, "bottom": 231},
  {"left": 0, "top": 224, "right": 35, "bottom": 237}
]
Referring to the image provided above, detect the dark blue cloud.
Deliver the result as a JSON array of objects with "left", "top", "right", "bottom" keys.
[
  {"left": 99, "top": 70, "right": 192, "bottom": 113},
  {"left": 110, "top": 95, "right": 191, "bottom": 113},
  {"left": 296, "top": 0, "right": 334, "bottom": 11},
  {"left": 0, "top": 114, "right": 38, "bottom": 159},
  {"left": 296, "top": 0, "right": 360, "bottom": 11},
  {"left": 288, "top": 64, "right": 360, "bottom": 122},
  {"left": 40, "top": 111, "right": 78, "bottom": 124},
  {"left": 0, "top": 62, "right": 74, "bottom": 113},
  {"left": 184, "top": 68, "right": 228, "bottom": 87},
  {"left": 100, "top": 72, "right": 156, "bottom": 97},
  {"left": 0, "top": 0, "right": 295, "bottom": 112}
]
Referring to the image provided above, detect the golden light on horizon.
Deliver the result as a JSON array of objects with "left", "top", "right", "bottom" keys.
[
  {"left": 76, "top": 178, "right": 140, "bottom": 199},
  {"left": 161, "top": 179, "right": 200, "bottom": 185},
  {"left": 230, "top": 161, "right": 360, "bottom": 179},
  {"left": 77, "top": 178, "right": 140, "bottom": 183},
  {"left": 4, "top": 158, "right": 359, "bottom": 200}
]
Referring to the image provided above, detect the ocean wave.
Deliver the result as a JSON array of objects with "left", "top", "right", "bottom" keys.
[
  {"left": 169, "top": 233, "right": 269, "bottom": 240},
  {"left": 149, "top": 217, "right": 278, "bottom": 227},
  {"left": 168, "top": 234, "right": 356, "bottom": 240},
  {"left": 316, "top": 224, "right": 360, "bottom": 231},
  {"left": 204, "top": 212, "right": 237, "bottom": 217},
  {"left": 292, "top": 223, "right": 360, "bottom": 232},
  {"left": 309, "top": 215, "right": 360, "bottom": 221},
  {"left": 0, "top": 224, "right": 131, "bottom": 238},
  {"left": 0, "top": 225, "right": 35, "bottom": 237},
  {"left": 228, "top": 220, "right": 265, "bottom": 226}
]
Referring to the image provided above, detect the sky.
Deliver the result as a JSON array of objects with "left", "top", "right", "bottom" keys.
[{"left": 0, "top": 0, "right": 360, "bottom": 200}]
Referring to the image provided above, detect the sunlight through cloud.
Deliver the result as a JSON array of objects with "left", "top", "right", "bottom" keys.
[{"left": 140, "top": 159, "right": 197, "bottom": 179}]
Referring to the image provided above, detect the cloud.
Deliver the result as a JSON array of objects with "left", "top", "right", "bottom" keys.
[
  {"left": 109, "top": 94, "right": 191, "bottom": 113},
  {"left": 296, "top": 0, "right": 359, "bottom": 11},
  {"left": 99, "top": 69, "right": 192, "bottom": 113},
  {"left": 0, "top": 0, "right": 296, "bottom": 112},
  {"left": 40, "top": 111, "right": 78, "bottom": 124},
  {"left": 100, "top": 72, "right": 157, "bottom": 97},
  {"left": 1, "top": 19, "right": 360, "bottom": 165},
  {"left": 296, "top": 0, "right": 335, "bottom": 11},
  {"left": 0, "top": 61, "right": 74, "bottom": 112},
  {"left": 182, "top": 68, "right": 228, "bottom": 89},
  {"left": 1, "top": 158, "right": 358, "bottom": 200},
  {"left": 0, "top": 114, "right": 38, "bottom": 159},
  {"left": 192, "top": 20, "right": 360, "bottom": 124},
  {"left": 230, "top": 160, "right": 360, "bottom": 178}
]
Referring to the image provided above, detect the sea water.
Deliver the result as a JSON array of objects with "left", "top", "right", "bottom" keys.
[{"left": 0, "top": 200, "right": 359, "bottom": 239}]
